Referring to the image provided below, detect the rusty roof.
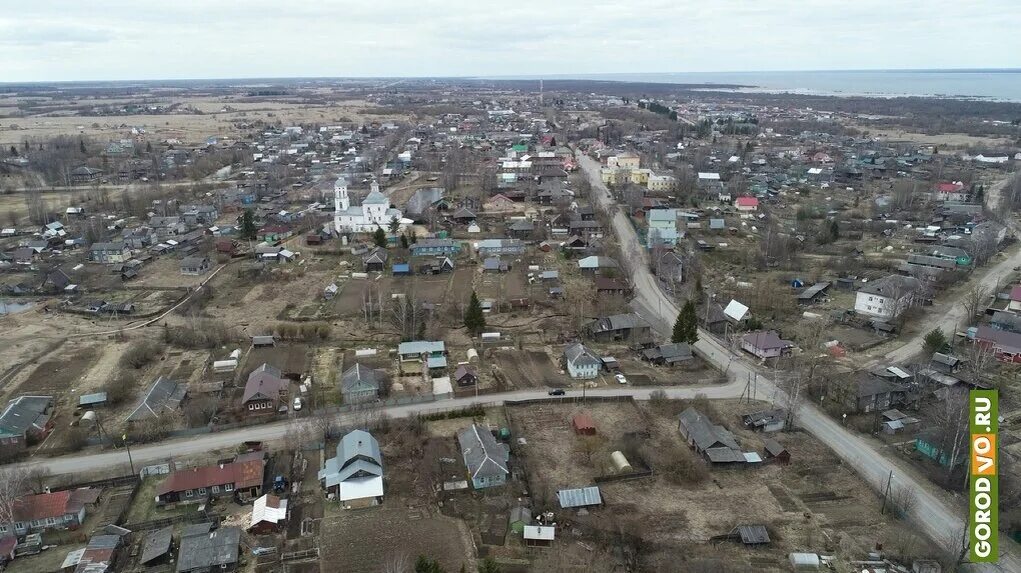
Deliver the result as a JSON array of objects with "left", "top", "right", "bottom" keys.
[{"left": 157, "top": 459, "right": 265, "bottom": 496}]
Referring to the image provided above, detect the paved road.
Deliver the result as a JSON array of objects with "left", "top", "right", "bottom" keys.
[
  {"left": 575, "top": 153, "right": 1020, "bottom": 571},
  {"left": 15, "top": 384, "right": 744, "bottom": 476}
]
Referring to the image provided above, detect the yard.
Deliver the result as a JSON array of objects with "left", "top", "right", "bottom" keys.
[{"left": 504, "top": 397, "right": 943, "bottom": 572}]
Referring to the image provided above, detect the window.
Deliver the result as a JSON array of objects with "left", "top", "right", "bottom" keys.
[
  {"left": 0, "top": 525, "right": 7, "bottom": 533},
  {"left": 185, "top": 489, "right": 193, "bottom": 497},
  {"left": 197, "top": 488, "right": 207, "bottom": 495},
  {"left": 224, "top": 483, "right": 234, "bottom": 492},
  {"left": 211, "top": 485, "right": 220, "bottom": 494},
  {"left": 46, "top": 517, "right": 57, "bottom": 526},
  {"left": 248, "top": 403, "right": 254, "bottom": 411}
]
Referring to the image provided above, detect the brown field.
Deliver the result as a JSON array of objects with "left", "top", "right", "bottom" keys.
[
  {"left": 0, "top": 97, "right": 400, "bottom": 146},
  {"left": 244, "top": 342, "right": 313, "bottom": 377},
  {"left": 507, "top": 398, "right": 940, "bottom": 572},
  {"left": 492, "top": 348, "right": 565, "bottom": 389},
  {"left": 319, "top": 506, "right": 474, "bottom": 573}
]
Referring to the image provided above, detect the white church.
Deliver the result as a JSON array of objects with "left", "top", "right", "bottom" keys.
[{"left": 333, "top": 176, "right": 408, "bottom": 233}]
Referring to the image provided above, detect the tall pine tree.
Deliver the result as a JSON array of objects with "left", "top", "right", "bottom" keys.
[
  {"left": 239, "top": 209, "right": 257, "bottom": 240},
  {"left": 672, "top": 300, "right": 699, "bottom": 344},
  {"left": 373, "top": 226, "right": 388, "bottom": 248},
  {"left": 464, "top": 291, "right": 486, "bottom": 336}
]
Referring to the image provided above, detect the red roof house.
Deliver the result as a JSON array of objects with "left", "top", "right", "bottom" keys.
[
  {"left": 10, "top": 489, "right": 92, "bottom": 534},
  {"left": 156, "top": 456, "right": 265, "bottom": 505},
  {"left": 735, "top": 197, "right": 759, "bottom": 211}
]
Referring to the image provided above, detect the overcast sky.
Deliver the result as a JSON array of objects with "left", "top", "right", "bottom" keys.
[{"left": 1, "top": 0, "right": 1018, "bottom": 82}]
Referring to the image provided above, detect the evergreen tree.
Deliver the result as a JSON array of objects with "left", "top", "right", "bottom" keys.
[
  {"left": 373, "top": 226, "right": 388, "bottom": 248},
  {"left": 239, "top": 209, "right": 258, "bottom": 240},
  {"left": 923, "top": 328, "right": 949, "bottom": 356},
  {"left": 400, "top": 234, "right": 409, "bottom": 249},
  {"left": 388, "top": 215, "right": 401, "bottom": 234},
  {"left": 9, "top": 145, "right": 17, "bottom": 157},
  {"left": 672, "top": 310, "right": 686, "bottom": 344},
  {"left": 464, "top": 291, "right": 486, "bottom": 335},
  {"left": 672, "top": 300, "right": 699, "bottom": 344},
  {"left": 146, "top": 141, "right": 153, "bottom": 153},
  {"left": 79, "top": 138, "right": 86, "bottom": 154}
]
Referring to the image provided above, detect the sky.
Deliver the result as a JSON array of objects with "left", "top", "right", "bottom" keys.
[{"left": 1, "top": 0, "right": 1019, "bottom": 82}]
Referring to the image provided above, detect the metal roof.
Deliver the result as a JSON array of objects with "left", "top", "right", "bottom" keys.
[
  {"left": 735, "top": 525, "right": 770, "bottom": 544},
  {"left": 457, "top": 424, "right": 509, "bottom": 480},
  {"left": 140, "top": 526, "right": 173, "bottom": 564},
  {"left": 176, "top": 526, "right": 240, "bottom": 573},
  {"left": 556, "top": 486, "right": 602, "bottom": 508}
]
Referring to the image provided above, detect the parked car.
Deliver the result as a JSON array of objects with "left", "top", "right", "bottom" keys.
[
  {"left": 548, "top": 388, "right": 566, "bottom": 396},
  {"left": 293, "top": 397, "right": 302, "bottom": 411},
  {"left": 615, "top": 373, "right": 628, "bottom": 384}
]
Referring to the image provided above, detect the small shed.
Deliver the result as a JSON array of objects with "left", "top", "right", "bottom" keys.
[
  {"left": 523, "top": 525, "right": 555, "bottom": 547},
  {"left": 252, "top": 335, "right": 276, "bottom": 347},
  {"left": 509, "top": 507, "right": 531, "bottom": 534},
  {"left": 77, "top": 392, "right": 108, "bottom": 409},
  {"left": 139, "top": 526, "right": 173, "bottom": 566},
  {"left": 571, "top": 413, "right": 596, "bottom": 435},
  {"left": 734, "top": 525, "right": 771, "bottom": 545},
  {"left": 762, "top": 438, "right": 790, "bottom": 465}
]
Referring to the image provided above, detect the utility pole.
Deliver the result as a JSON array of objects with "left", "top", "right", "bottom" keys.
[{"left": 880, "top": 470, "right": 894, "bottom": 514}]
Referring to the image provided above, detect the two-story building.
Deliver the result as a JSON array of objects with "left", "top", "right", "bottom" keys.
[
  {"left": 854, "top": 275, "right": 922, "bottom": 320},
  {"left": 563, "top": 343, "right": 601, "bottom": 379},
  {"left": 409, "top": 239, "right": 462, "bottom": 257},
  {"left": 88, "top": 242, "right": 130, "bottom": 264}
]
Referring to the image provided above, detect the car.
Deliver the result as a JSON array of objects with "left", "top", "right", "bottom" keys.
[
  {"left": 292, "top": 397, "right": 302, "bottom": 411},
  {"left": 615, "top": 373, "right": 628, "bottom": 384},
  {"left": 548, "top": 388, "right": 566, "bottom": 396}
]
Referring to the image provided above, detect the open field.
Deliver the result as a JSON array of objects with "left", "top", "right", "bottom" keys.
[
  {"left": 320, "top": 506, "right": 474, "bottom": 573},
  {"left": 0, "top": 98, "right": 400, "bottom": 146}
]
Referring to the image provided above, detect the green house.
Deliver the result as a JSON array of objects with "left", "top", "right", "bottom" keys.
[{"left": 915, "top": 428, "right": 965, "bottom": 467}]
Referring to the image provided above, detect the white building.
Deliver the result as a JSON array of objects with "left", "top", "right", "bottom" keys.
[
  {"left": 854, "top": 275, "right": 921, "bottom": 320},
  {"left": 333, "top": 177, "right": 407, "bottom": 233}
]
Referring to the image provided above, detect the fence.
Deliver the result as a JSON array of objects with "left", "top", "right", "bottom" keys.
[
  {"left": 50, "top": 474, "right": 138, "bottom": 492},
  {"left": 592, "top": 469, "right": 654, "bottom": 484},
  {"left": 128, "top": 513, "right": 218, "bottom": 532}
]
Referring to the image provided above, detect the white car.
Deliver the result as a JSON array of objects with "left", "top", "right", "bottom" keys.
[
  {"left": 292, "top": 397, "right": 302, "bottom": 411},
  {"left": 615, "top": 373, "right": 628, "bottom": 384}
]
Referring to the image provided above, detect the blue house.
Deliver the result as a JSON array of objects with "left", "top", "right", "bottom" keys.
[
  {"left": 410, "top": 239, "right": 461, "bottom": 257},
  {"left": 457, "top": 424, "right": 509, "bottom": 489},
  {"left": 647, "top": 209, "right": 680, "bottom": 247},
  {"left": 392, "top": 263, "right": 411, "bottom": 276}
]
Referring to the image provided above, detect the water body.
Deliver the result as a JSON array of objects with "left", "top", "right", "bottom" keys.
[{"left": 518, "top": 69, "right": 1021, "bottom": 102}]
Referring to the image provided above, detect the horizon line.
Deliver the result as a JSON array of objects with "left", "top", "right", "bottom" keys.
[{"left": 1, "top": 67, "right": 1020, "bottom": 86}]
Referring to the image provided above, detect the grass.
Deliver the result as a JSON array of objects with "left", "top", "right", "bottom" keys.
[{"left": 122, "top": 477, "right": 198, "bottom": 525}]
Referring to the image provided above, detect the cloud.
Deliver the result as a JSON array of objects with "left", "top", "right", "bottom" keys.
[{"left": 0, "top": 0, "right": 1018, "bottom": 81}]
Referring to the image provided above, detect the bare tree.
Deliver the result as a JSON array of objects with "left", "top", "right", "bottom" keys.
[
  {"left": 961, "top": 342, "right": 997, "bottom": 386},
  {"left": 381, "top": 553, "right": 411, "bottom": 573},
  {"left": 0, "top": 467, "right": 30, "bottom": 527},
  {"left": 931, "top": 389, "right": 970, "bottom": 487},
  {"left": 961, "top": 284, "right": 990, "bottom": 323}
]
